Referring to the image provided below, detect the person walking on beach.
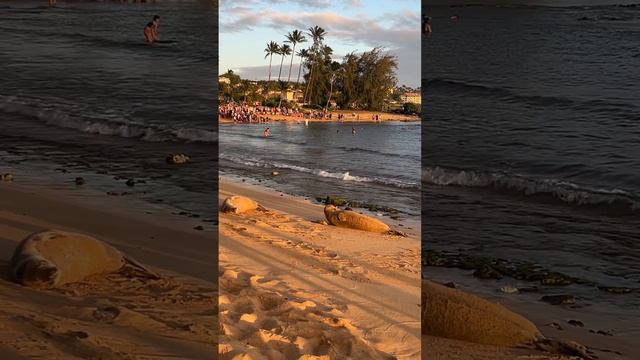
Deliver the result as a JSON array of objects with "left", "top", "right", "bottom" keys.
[
  {"left": 143, "top": 22, "right": 155, "bottom": 44},
  {"left": 264, "top": 127, "right": 270, "bottom": 137}
]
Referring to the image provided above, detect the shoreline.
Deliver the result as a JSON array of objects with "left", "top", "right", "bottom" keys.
[
  {"left": 220, "top": 174, "right": 420, "bottom": 237},
  {"left": 0, "top": 156, "right": 217, "bottom": 229},
  {"left": 0, "top": 181, "right": 217, "bottom": 358},
  {"left": 219, "top": 110, "right": 420, "bottom": 124},
  {"left": 424, "top": 268, "right": 640, "bottom": 360},
  {"left": 219, "top": 175, "right": 421, "bottom": 358}
]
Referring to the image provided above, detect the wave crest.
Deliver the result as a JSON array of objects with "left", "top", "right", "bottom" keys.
[
  {"left": 221, "top": 153, "right": 419, "bottom": 190},
  {"left": 423, "top": 166, "right": 639, "bottom": 213},
  {"left": 0, "top": 95, "right": 216, "bottom": 143}
]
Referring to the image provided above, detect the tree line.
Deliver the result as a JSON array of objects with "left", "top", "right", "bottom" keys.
[{"left": 222, "top": 25, "right": 401, "bottom": 112}]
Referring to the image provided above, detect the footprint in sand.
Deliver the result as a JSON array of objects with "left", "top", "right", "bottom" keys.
[{"left": 219, "top": 266, "right": 393, "bottom": 360}]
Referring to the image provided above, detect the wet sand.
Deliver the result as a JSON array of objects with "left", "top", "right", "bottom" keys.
[
  {"left": 423, "top": 273, "right": 640, "bottom": 360},
  {"left": 218, "top": 176, "right": 421, "bottom": 359},
  {"left": 0, "top": 182, "right": 217, "bottom": 358}
]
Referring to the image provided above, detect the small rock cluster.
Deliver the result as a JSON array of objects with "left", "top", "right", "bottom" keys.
[{"left": 166, "top": 153, "right": 190, "bottom": 164}]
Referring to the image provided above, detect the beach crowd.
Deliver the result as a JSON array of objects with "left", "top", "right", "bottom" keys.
[{"left": 218, "top": 101, "right": 383, "bottom": 123}]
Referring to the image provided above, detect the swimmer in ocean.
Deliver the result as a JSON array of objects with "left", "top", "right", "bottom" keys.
[
  {"left": 152, "top": 15, "right": 160, "bottom": 41},
  {"left": 423, "top": 16, "right": 432, "bottom": 35},
  {"left": 144, "top": 22, "right": 155, "bottom": 44}
]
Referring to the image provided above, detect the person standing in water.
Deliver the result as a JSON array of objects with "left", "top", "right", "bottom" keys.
[
  {"left": 152, "top": 15, "right": 160, "bottom": 41},
  {"left": 351, "top": 127, "right": 356, "bottom": 136},
  {"left": 423, "top": 16, "right": 432, "bottom": 35},
  {"left": 143, "top": 22, "right": 155, "bottom": 44},
  {"left": 264, "top": 127, "right": 270, "bottom": 137}
]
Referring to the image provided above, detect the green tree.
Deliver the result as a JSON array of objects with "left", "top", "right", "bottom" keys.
[
  {"left": 220, "top": 69, "right": 241, "bottom": 101},
  {"left": 355, "top": 47, "right": 397, "bottom": 111},
  {"left": 284, "top": 30, "right": 307, "bottom": 85},
  {"left": 403, "top": 102, "right": 420, "bottom": 114},
  {"left": 337, "top": 52, "right": 358, "bottom": 109},
  {"left": 304, "top": 25, "right": 327, "bottom": 104},
  {"left": 277, "top": 43, "right": 291, "bottom": 81},
  {"left": 264, "top": 41, "right": 279, "bottom": 82},
  {"left": 296, "top": 48, "right": 309, "bottom": 86}
]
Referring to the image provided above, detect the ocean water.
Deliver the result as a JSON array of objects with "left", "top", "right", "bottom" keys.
[
  {"left": 220, "top": 121, "right": 421, "bottom": 218},
  {"left": 423, "top": 5, "right": 640, "bottom": 319},
  {"left": 0, "top": 0, "right": 217, "bottom": 220}
]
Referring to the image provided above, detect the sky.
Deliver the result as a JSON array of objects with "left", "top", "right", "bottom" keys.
[
  {"left": 427, "top": 0, "right": 638, "bottom": 5},
  {"left": 219, "top": 0, "right": 421, "bottom": 88}
]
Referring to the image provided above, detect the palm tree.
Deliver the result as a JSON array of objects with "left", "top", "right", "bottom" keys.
[
  {"left": 264, "top": 41, "right": 279, "bottom": 82},
  {"left": 325, "top": 72, "right": 337, "bottom": 111},
  {"left": 277, "top": 43, "right": 291, "bottom": 81},
  {"left": 284, "top": 30, "right": 307, "bottom": 84},
  {"left": 277, "top": 80, "right": 288, "bottom": 108},
  {"left": 308, "top": 25, "right": 327, "bottom": 45},
  {"left": 304, "top": 26, "right": 327, "bottom": 104},
  {"left": 296, "top": 48, "right": 309, "bottom": 85}
]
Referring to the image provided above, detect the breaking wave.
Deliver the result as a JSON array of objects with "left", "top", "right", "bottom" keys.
[
  {"left": 423, "top": 166, "right": 639, "bottom": 214},
  {"left": 0, "top": 95, "right": 216, "bottom": 143},
  {"left": 221, "top": 153, "right": 419, "bottom": 190}
]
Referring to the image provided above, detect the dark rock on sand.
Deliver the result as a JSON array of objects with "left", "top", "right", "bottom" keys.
[
  {"left": 518, "top": 286, "right": 540, "bottom": 293},
  {"left": 126, "top": 179, "right": 135, "bottom": 187},
  {"left": 541, "top": 295, "right": 576, "bottom": 305},
  {"left": 541, "top": 272, "right": 575, "bottom": 286},
  {"left": 423, "top": 250, "right": 585, "bottom": 286},
  {"left": 598, "top": 286, "right": 636, "bottom": 294},
  {"left": 75, "top": 177, "right": 85, "bottom": 186},
  {"left": 473, "top": 265, "right": 503, "bottom": 280},
  {"left": 548, "top": 322, "right": 563, "bottom": 330},
  {"left": 194, "top": 226, "right": 204, "bottom": 231},
  {"left": 568, "top": 320, "right": 584, "bottom": 327},
  {"left": 166, "top": 154, "right": 190, "bottom": 164}
]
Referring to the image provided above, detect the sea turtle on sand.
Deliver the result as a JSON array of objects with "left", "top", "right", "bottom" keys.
[
  {"left": 220, "top": 195, "right": 262, "bottom": 214},
  {"left": 422, "top": 280, "right": 594, "bottom": 359},
  {"left": 9, "top": 230, "right": 158, "bottom": 289},
  {"left": 323, "top": 205, "right": 390, "bottom": 233}
]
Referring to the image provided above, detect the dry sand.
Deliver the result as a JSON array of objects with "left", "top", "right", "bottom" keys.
[
  {"left": 0, "top": 183, "right": 217, "bottom": 359},
  {"left": 218, "top": 177, "right": 421, "bottom": 359}
]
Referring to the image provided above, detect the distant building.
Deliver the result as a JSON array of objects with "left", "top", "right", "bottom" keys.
[
  {"left": 400, "top": 92, "right": 421, "bottom": 104},
  {"left": 281, "top": 89, "right": 304, "bottom": 103}
]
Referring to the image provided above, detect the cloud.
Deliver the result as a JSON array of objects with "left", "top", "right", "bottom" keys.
[
  {"left": 220, "top": 2, "right": 421, "bottom": 86},
  {"left": 234, "top": 63, "right": 306, "bottom": 81}
]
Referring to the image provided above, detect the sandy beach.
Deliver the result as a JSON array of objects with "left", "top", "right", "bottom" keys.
[
  {"left": 218, "top": 176, "right": 421, "bottom": 359},
  {"left": 0, "top": 181, "right": 217, "bottom": 358},
  {"left": 422, "top": 275, "right": 639, "bottom": 360},
  {"left": 219, "top": 110, "right": 420, "bottom": 124}
]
